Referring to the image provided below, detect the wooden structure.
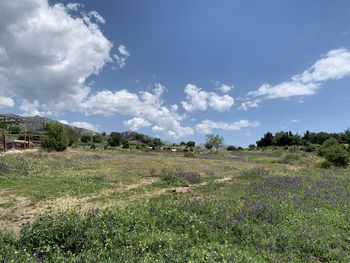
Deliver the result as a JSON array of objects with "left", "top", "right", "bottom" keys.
[{"left": 0, "top": 116, "right": 41, "bottom": 152}]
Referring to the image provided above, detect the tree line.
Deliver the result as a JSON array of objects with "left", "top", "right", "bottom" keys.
[{"left": 256, "top": 130, "right": 350, "bottom": 147}]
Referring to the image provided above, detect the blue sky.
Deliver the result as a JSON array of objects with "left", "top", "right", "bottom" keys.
[{"left": 0, "top": 0, "right": 350, "bottom": 146}]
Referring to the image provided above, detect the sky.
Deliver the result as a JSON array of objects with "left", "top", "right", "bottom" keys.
[{"left": 0, "top": 0, "right": 350, "bottom": 146}]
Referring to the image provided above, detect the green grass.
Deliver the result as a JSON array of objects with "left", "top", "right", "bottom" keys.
[{"left": 0, "top": 148, "right": 349, "bottom": 262}]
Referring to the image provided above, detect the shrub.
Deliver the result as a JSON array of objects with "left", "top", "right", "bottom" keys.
[
  {"left": 159, "top": 168, "right": 201, "bottom": 186},
  {"left": 278, "top": 152, "right": 305, "bottom": 165},
  {"left": 248, "top": 144, "right": 256, "bottom": 150},
  {"left": 92, "top": 135, "right": 103, "bottom": 143},
  {"left": 226, "top": 145, "right": 237, "bottom": 151},
  {"left": 318, "top": 138, "right": 349, "bottom": 166},
  {"left": 320, "top": 160, "right": 332, "bottom": 169},
  {"left": 303, "top": 142, "right": 316, "bottom": 152},
  {"left": 108, "top": 132, "right": 122, "bottom": 147},
  {"left": 80, "top": 135, "right": 92, "bottom": 143},
  {"left": 186, "top": 141, "right": 195, "bottom": 147},
  {"left": 41, "top": 123, "right": 68, "bottom": 152}
]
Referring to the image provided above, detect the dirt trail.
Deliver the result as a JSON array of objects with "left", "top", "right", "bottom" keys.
[
  {"left": 0, "top": 149, "right": 39, "bottom": 155},
  {"left": 0, "top": 176, "right": 233, "bottom": 233}
]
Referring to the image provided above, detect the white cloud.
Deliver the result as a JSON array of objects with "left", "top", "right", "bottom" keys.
[
  {"left": 195, "top": 119, "right": 260, "bottom": 134},
  {"left": 66, "top": 3, "right": 82, "bottom": 11},
  {"left": 113, "top": 45, "right": 130, "bottom": 69},
  {"left": 181, "top": 84, "right": 209, "bottom": 112},
  {"left": 290, "top": 119, "right": 301, "bottom": 123},
  {"left": 59, "top": 120, "right": 99, "bottom": 132},
  {"left": 239, "top": 99, "right": 261, "bottom": 111},
  {"left": 123, "top": 117, "right": 151, "bottom": 131},
  {"left": 0, "top": 0, "right": 123, "bottom": 113},
  {"left": 208, "top": 93, "right": 234, "bottom": 112},
  {"left": 181, "top": 84, "right": 234, "bottom": 113},
  {"left": 218, "top": 84, "right": 233, "bottom": 93},
  {"left": 83, "top": 84, "right": 194, "bottom": 139},
  {"left": 0, "top": 96, "right": 15, "bottom": 108},
  {"left": 242, "top": 48, "right": 350, "bottom": 109}
]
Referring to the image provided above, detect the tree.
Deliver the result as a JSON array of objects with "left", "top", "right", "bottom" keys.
[
  {"left": 180, "top": 141, "right": 186, "bottom": 146},
  {"left": 81, "top": 134, "right": 92, "bottom": 143},
  {"left": 92, "top": 134, "right": 103, "bottom": 143},
  {"left": 248, "top": 144, "right": 256, "bottom": 150},
  {"left": 226, "top": 145, "right": 237, "bottom": 151},
  {"left": 41, "top": 123, "right": 68, "bottom": 151},
  {"left": 65, "top": 127, "right": 80, "bottom": 146},
  {"left": 205, "top": 134, "right": 224, "bottom": 151},
  {"left": 8, "top": 125, "right": 21, "bottom": 134},
  {"left": 186, "top": 141, "right": 195, "bottom": 147},
  {"left": 152, "top": 138, "right": 162, "bottom": 148},
  {"left": 108, "top": 132, "right": 122, "bottom": 147},
  {"left": 256, "top": 132, "right": 274, "bottom": 147}
]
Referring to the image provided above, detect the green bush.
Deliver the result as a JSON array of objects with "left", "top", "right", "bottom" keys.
[
  {"left": 107, "top": 132, "right": 122, "bottom": 147},
  {"left": 80, "top": 134, "right": 92, "bottom": 143},
  {"left": 303, "top": 142, "right": 316, "bottom": 152},
  {"left": 318, "top": 138, "right": 349, "bottom": 166},
  {"left": 320, "top": 159, "right": 332, "bottom": 169},
  {"left": 226, "top": 145, "right": 237, "bottom": 151},
  {"left": 92, "top": 135, "right": 103, "bottom": 143},
  {"left": 41, "top": 123, "right": 68, "bottom": 152}
]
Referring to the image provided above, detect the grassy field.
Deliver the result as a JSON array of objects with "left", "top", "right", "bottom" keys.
[{"left": 0, "top": 148, "right": 349, "bottom": 262}]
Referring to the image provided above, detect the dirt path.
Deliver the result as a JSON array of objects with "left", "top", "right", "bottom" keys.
[
  {"left": 0, "top": 149, "right": 39, "bottom": 155},
  {"left": 0, "top": 176, "right": 233, "bottom": 233}
]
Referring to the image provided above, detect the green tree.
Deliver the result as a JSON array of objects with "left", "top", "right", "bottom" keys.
[
  {"left": 226, "top": 145, "right": 237, "bottom": 151},
  {"left": 205, "top": 134, "right": 224, "bottom": 151},
  {"left": 80, "top": 134, "right": 92, "bottom": 143},
  {"left": 186, "top": 141, "right": 195, "bottom": 147},
  {"left": 256, "top": 132, "right": 274, "bottom": 147},
  {"left": 41, "top": 123, "right": 68, "bottom": 152},
  {"left": 8, "top": 125, "right": 21, "bottom": 134},
  {"left": 92, "top": 135, "right": 103, "bottom": 143},
  {"left": 108, "top": 132, "right": 122, "bottom": 147},
  {"left": 248, "top": 144, "right": 256, "bottom": 150},
  {"left": 65, "top": 127, "right": 80, "bottom": 146}
]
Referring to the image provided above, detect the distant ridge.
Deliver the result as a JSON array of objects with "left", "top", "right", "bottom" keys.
[{"left": 0, "top": 113, "right": 96, "bottom": 134}]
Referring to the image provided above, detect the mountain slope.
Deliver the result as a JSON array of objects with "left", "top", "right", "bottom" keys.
[{"left": 0, "top": 113, "right": 96, "bottom": 134}]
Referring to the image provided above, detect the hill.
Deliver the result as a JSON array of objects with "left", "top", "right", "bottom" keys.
[{"left": 0, "top": 113, "right": 96, "bottom": 134}]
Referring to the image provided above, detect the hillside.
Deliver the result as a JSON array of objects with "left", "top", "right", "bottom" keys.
[{"left": 0, "top": 113, "right": 96, "bottom": 134}]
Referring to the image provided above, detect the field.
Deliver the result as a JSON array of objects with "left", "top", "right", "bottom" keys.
[{"left": 0, "top": 148, "right": 349, "bottom": 262}]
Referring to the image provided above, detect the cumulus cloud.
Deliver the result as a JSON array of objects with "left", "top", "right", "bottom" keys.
[
  {"left": 0, "top": 96, "right": 15, "bottom": 108},
  {"left": 195, "top": 119, "right": 260, "bottom": 134},
  {"left": 123, "top": 117, "right": 151, "bottom": 131},
  {"left": 114, "top": 45, "right": 130, "bottom": 69},
  {"left": 0, "top": 0, "right": 124, "bottom": 113},
  {"left": 239, "top": 99, "right": 261, "bottom": 111},
  {"left": 60, "top": 120, "right": 99, "bottom": 132},
  {"left": 83, "top": 84, "right": 194, "bottom": 138},
  {"left": 241, "top": 48, "right": 350, "bottom": 109},
  {"left": 218, "top": 84, "right": 233, "bottom": 93},
  {"left": 181, "top": 84, "right": 234, "bottom": 113}
]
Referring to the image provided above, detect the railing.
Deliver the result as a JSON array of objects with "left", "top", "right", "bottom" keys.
[{"left": 0, "top": 133, "right": 43, "bottom": 151}]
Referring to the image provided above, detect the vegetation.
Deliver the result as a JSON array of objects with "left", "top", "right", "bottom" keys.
[
  {"left": 257, "top": 129, "right": 350, "bottom": 148},
  {"left": 0, "top": 126, "right": 349, "bottom": 261},
  {"left": 0, "top": 149, "right": 348, "bottom": 262},
  {"left": 205, "top": 134, "right": 224, "bottom": 151},
  {"left": 318, "top": 138, "right": 349, "bottom": 167},
  {"left": 41, "top": 123, "right": 68, "bottom": 152},
  {"left": 80, "top": 134, "right": 92, "bottom": 143}
]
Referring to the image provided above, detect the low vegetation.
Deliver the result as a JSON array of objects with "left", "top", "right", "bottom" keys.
[{"left": 0, "top": 147, "right": 348, "bottom": 262}]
